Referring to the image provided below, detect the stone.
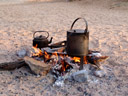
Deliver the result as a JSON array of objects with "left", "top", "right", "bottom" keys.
[
  {"left": 89, "top": 53, "right": 102, "bottom": 57},
  {"left": 24, "top": 56, "right": 51, "bottom": 76},
  {"left": 72, "top": 70, "right": 89, "bottom": 83},
  {"left": 17, "top": 49, "right": 27, "bottom": 58},
  {"left": 83, "top": 91, "right": 89, "bottom": 96},
  {"left": 77, "top": 87, "right": 83, "bottom": 92},
  {"left": 53, "top": 77, "right": 64, "bottom": 87},
  {"left": 94, "top": 70, "right": 106, "bottom": 78}
]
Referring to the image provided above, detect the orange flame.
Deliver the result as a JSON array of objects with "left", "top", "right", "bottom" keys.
[
  {"left": 61, "top": 60, "right": 70, "bottom": 72},
  {"left": 72, "top": 57, "right": 80, "bottom": 63},
  {"left": 84, "top": 56, "right": 88, "bottom": 64},
  {"left": 31, "top": 45, "right": 43, "bottom": 57},
  {"left": 44, "top": 51, "right": 50, "bottom": 61},
  {"left": 31, "top": 45, "right": 89, "bottom": 72},
  {"left": 52, "top": 51, "right": 59, "bottom": 61}
]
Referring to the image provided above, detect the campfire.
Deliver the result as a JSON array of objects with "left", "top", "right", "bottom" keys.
[
  {"left": 27, "top": 17, "right": 109, "bottom": 86},
  {"left": 0, "top": 17, "right": 109, "bottom": 87},
  {"left": 31, "top": 44, "right": 108, "bottom": 72},
  {"left": 28, "top": 41, "right": 108, "bottom": 85}
]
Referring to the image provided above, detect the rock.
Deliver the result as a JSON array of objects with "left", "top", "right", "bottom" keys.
[
  {"left": 94, "top": 70, "right": 106, "bottom": 77},
  {"left": 24, "top": 56, "right": 51, "bottom": 76},
  {"left": 53, "top": 77, "right": 64, "bottom": 87},
  {"left": 83, "top": 91, "right": 89, "bottom": 96},
  {"left": 24, "top": 73, "right": 28, "bottom": 76},
  {"left": 72, "top": 70, "right": 89, "bottom": 83},
  {"left": 17, "top": 49, "right": 27, "bottom": 58},
  {"left": 77, "top": 87, "right": 83, "bottom": 92},
  {"left": 47, "top": 73, "right": 56, "bottom": 83},
  {"left": 88, "top": 52, "right": 102, "bottom": 57},
  {"left": 36, "top": 75, "right": 41, "bottom": 78}
]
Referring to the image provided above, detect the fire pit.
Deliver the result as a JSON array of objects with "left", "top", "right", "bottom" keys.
[
  {"left": 28, "top": 43, "right": 108, "bottom": 86},
  {"left": 24, "top": 17, "right": 109, "bottom": 86}
]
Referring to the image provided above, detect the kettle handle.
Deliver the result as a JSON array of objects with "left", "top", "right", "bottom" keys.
[
  {"left": 70, "top": 17, "right": 88, "bottom": 33},
  {"left": 33, "top": 31, "right": 49, "bottom": 39}
]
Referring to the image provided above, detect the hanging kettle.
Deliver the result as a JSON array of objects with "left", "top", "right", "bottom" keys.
[{"left": 66, "top": 17, "right": 89, "bottom": 56}]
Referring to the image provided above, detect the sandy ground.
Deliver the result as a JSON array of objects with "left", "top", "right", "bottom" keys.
[{"left": 0, "top": 0, "right": 128, "bottom": 96}]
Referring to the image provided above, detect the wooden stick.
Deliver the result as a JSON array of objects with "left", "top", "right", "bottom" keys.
[
  {"left": 47, "top": 52, "right": 67, "bottom": 56},
  {"left": 0, "top": 59, "right": 26, "bottom": 70},
  {"left": 48, "top": 41, "right": 66, "bottom": 48}
]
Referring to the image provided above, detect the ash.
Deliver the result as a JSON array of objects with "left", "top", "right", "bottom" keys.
[{"left": 51, "top": 52, "right": 107, "bottom": 87}]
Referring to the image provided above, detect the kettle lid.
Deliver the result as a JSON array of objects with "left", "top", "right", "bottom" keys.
[{"left": 68, "top": 29, "right": 88, "bottom": 34}]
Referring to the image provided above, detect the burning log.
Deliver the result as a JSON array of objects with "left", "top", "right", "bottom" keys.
[
  {"left": 87, "top": 56, "right": 109, "bottom": 69},
  {"left": 0, "top": 59, "right": 26, "bottom": 70},
  {"left": 24, "top": 56, "right": 51, "bottom": 75}
]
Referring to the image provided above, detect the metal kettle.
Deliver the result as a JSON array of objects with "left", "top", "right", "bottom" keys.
[
  {"left": 33, "top": 31, "right": 53, "bottom": 49},
  {"left": 66, "top": 17, "right": 89, "bottom": 56}
]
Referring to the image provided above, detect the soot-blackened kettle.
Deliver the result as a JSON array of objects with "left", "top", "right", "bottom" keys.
[
  {"left": 66, "top": 17, "right": 89, "bottom": 57},
  {"left": 33, "top": 31, "right": 53, "bottom": 49}
]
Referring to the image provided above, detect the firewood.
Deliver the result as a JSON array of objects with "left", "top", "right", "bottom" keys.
[
  {"left": 87, "top": 56, "right": 109, "bottom": 69},
  {"left": 24, "top": 56, "right": 51, "bottom": 75},
  {"left": 43, "top": 47, "right": 66, "bottom": 53},
  {"left": 49, "top": 41, "right": 66, "bottom": 48},
  {"left": 0, "top": 59, "right": 26, "bottom": 70},
  {"left": 47, "top": 51, "right": 67, "bottom": 56},
  {"left": 57, "top": 47, "right": 66, "bottom": 52}
]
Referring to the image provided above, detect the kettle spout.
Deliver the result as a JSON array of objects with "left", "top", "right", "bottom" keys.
[{"left": 49, "top": 37, "right": 53, "bottom": 44}]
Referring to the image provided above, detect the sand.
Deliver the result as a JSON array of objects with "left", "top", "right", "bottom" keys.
[{"left": 0, "top": 0, "right": 128, "bottom": 96}]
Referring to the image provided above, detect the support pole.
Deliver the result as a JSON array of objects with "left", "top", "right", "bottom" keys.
[{"left": 79, "top": 56, "right": 84, "bottom": 70}]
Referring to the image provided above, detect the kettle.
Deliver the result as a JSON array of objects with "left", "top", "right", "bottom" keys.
[
  {"left": 33, "top": 31, "right": 53, "bottom": 49},
  {"left": 66, "top": 17, "right": 89, "bottom": 56}
]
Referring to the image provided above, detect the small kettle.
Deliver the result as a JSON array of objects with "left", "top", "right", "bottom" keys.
[{"left": 33, "top": 31, "right": 53, "bottom": 49}]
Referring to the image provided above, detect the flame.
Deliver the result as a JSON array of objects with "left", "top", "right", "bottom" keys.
[
  {"left": 31, "top": 45, "right": 43, "bottom": 57},
  {"left": 72, "top": 57, "right": 80, "bottom": 63},
  {"left": 52, "top": 51, "right": 59, "bottom": 61},
  {"left": 31, "top": 45, "right": 89, "bottom": 73},
  {"left": 44, "top": 51, "right": 51, "bottom": 62},
  {"left": 84, "top": 56, "right": 88, "bottom": 64},
  {"left": 31, "top": 45, "right": 51, "bottom": 62},
  {"left": 61, "top": 60, "right": 70, "bottom": 72},
  {"left": 72, "top": 56, "right": 88, "bottom": 64}
]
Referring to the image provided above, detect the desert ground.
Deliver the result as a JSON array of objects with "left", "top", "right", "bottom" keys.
[{"left": 0, "top": 0, "right": 128, "bottom": 96}]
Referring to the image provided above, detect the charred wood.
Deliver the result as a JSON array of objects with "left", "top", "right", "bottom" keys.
[
  {"left": 48, "top": 41, "right": 66, "bottom": 48},
  {"left": 0, "top": 59, "right": 26, "bottom": 70}
]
